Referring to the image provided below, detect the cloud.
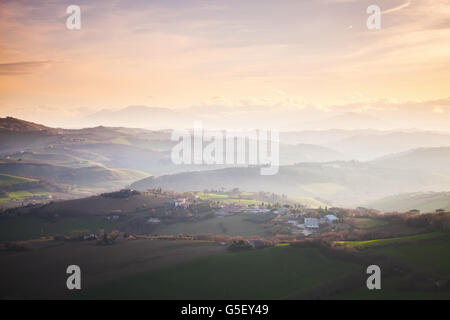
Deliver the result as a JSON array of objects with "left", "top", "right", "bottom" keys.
[
  {"left": 382, "top": 1, "right": 411, "bottom": 14},
  {"left": 0, "top": 61, "right": 52, "bottom": 75}
]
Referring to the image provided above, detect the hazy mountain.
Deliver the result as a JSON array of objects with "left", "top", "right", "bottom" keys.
[
  {"left": 82, "top": 106, "right": 181, "bottom": 129},
  {"left": 326, "top": 132, "right": 450, "bottom": 160},
  {"left": 131, "top": 147, "right": 450, "bottom": 207},
  {"left": 301, "top": 112, "right": 394, "bottom": 131},
  {"left": 80, "top": 106, "right": 404, "bottom": 131},
  {"left": 373, "top": 147, "right": 450, "bottom": 174},
  {"left": 3, "top": 117, "right": 450, "bottom": 206}
]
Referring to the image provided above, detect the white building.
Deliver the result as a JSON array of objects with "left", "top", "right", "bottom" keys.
[
  {"left": 324, "top": 214, "right": 338, "bottom": 224},
  {"left": 304, "top": 218, "right": 319, "bottom": 229}
]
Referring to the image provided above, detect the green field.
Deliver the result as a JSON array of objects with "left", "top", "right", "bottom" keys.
[
  {"left": 346, "top": 217, "right": 389, "bottom": 229},
  {"left": 196, "top": 192, "right": 262, "bottom": 205},
  {"left": 152, "top": 214, "right": 270, "bottom": 237},
  {"left": 83, "top": 246, "right": 360, "bottom": 299},
  {"left": 330, "top": 276, "right": 450, "bottom": 300},
  {"left": 331, "top": 234, "right": 450, "bottom": 299},
  {"left": 197, "top": 192, "right": 230, "bottom": 200},
  {"left": 0, "top": 189, "right": 51, "bottom": 203},
  {"left": 336, "top": 232, "right": 445, "bottom": 249},
  {"left": 0, "top": 216, "right": 119, "bottom": 241},
  {"left": 369, "top": 237, "right": 450, "bottom": 277},
  {"left": 0, "top": 173, "right": 37, "bottom": 187}
]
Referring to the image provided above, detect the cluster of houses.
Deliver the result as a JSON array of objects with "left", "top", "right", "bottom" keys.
[
  {"left": 285, "top": 215, "right": 339, "bottom": 236},
  {"left": 173, "top": 197, "right": 194, "bottom": 209},
  {"left": 209, "top": 198, "right": 341, "bottom": 236}
]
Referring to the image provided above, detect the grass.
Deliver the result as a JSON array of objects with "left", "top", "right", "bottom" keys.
[
  {"left": 83, "top": 246, "right": 360, "bottom": 299},
  {"left": 330, "top": 276, "right": 450, "bottom": 300},
  {"left": 331, "top": 234, "right": 450, "bottom": 299},
  {"left": 0, "top": 189, "right": 51, "bottom": 203},
  {"left": 0, "top": 173, "right": 37, "bottom": 187},
  {"left": 335, "top": 232, "right": 445, "bottom": 249},
  {"left": 0, "top": 216, "right": 119, "bottom": 241},
  {"left": 196, "top": 192, "right": 263, "bottom": 205},
  {"left": 369, "top": 237, "right": 450, "bottom": 277},
  {"left": 0, "top": 240, "right": 226, "bottom": 299},
  {"left": 197, "top": 192, "right": 230, "bottom": 200},
  {"left": 346, "top": 217, "right": 389, "bottom": 229},
  {"left": 152, "top": 215, "right": 270, "bottom": 237}
]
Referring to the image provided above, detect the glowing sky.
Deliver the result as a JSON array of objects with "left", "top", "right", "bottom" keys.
[{"left": 0, "top": 0, "right": 449, "bottom": 127}]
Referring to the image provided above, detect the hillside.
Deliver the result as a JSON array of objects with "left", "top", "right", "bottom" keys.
[
  {"left": 0, "top": 117, "right": 59, "bottom": 133},
  {"left": 364, "top": 192, "right": 450, "bottom": 213},
  {"left": 27, "top": 191, "right": 172, "bottom": 217},
  {"left": 0, "top": 159, "right": 147, "bottom": 189},
  {"left": 131, "top": 147, "right": 450, "bottom": 206},
  {"left": 373, "top": 147, "right": 450, "bottom": 173}
]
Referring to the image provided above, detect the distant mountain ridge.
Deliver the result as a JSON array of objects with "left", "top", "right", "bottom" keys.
[
  {"left": 0, "top": 117, "right": 59, "bottom": 134},
  {"left": 130, "top": 146, "right": 450, "bottom": 207}
]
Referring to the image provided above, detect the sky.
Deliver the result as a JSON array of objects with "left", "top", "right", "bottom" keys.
[{"left": 0, "top": 0, "right": 449, "bottom": 129}]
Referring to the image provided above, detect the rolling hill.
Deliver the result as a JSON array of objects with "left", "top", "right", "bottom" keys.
[
  {"left": 131, "top": 147, "right": 450, "bottom": 206},
  {"left": 364, "top": 192, "right": 450, "bottom": 213},
  {"left": 0, "top": 159, "right": 147, "bottom": 190}
]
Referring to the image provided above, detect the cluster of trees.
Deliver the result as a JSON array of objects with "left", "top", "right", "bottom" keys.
[
  {"left": 100, "top": 189, "right": 141, "bottom": 199},
  {"left": 404, "top": 212, "right": 450, "bottom": 231},
  {"left": 380, "top": 211, "right": 450, "bottom": 231},
  {"left": 97, "top": 229, "right": 123, "bottom": 245}
]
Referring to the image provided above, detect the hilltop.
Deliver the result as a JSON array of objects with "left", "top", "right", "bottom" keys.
[{"left": 0, "top": 117, "right": 59, "bottom": 134}]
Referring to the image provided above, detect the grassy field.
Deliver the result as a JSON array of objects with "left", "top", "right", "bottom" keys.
[
  {"left": 0, "top": 216, "right": 120, "bottom": 241},
  {"left": 368, "top": 236, "right": 450, "bottom": 277},
  {"left": 196, "top": 192, "right": 262, "bottom": 205},
  {"left": 331, "top": 234, "right": 450, "bottom": 299},
  {"left": 0, "top": 240, "right": 226, "bottom": 299},
  {"left": 330, "top": 276, "right": 450, "bottom": 300},
  {"left": 0, "top": 190, "right": 51, "bottom": 203},
  {"left": 83, "top": 246, "right": 360, "bottom": 299},
  {"left": 152, "top": 214, "right": 270, "bottom": 237},
  {"left": 0, "top": 173, "right": 37, "bottom": 187},
  {"left": 335, "top": 232, "right": 445, "bottom": 249},
  {"left": 345, "top": 217, "right": 389, "bottom": 229}
]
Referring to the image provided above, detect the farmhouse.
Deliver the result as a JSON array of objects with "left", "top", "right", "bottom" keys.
[
  {"left": 304, "top": 218, "right": 319, "bottom": 229},
  {"left": 324, "top": 214, "right": 338, "bottom": 224}
]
